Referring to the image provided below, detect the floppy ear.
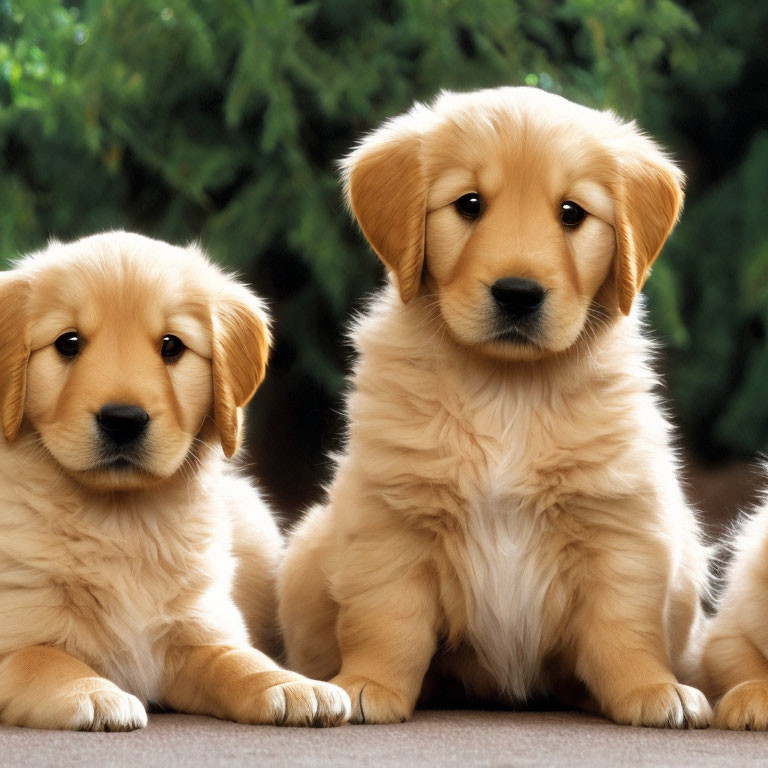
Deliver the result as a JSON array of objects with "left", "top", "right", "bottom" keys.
[
  {"left": 211, "top": 286, "right": 271, "bottom": 458},
  {"left": 0, "top": 276, "right": 31, "bottom": 443},
  {"left": 613, "top": 130, "right": 685, "bottom": 315},
  {"left": 342, "top": 117, "right": 428, "bottom": 303}
]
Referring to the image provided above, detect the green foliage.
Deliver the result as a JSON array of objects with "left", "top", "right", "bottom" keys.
[
  {"left": 1, "top": 0, "right": 766, "bottom": 480},
  {"left": 664, "top": 131, "right": 768, "bottom": 455}
]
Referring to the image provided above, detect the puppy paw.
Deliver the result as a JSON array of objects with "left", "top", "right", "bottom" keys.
[
  {"left": 242, "top": 676, "right": 351, "bottom": 727},
  {"left": 715, "top": 680, "right": 768, "bottom": 730},
  {"left": 17, "top": 678, "right": 148, "bottom": 731},
  {"left": 610, "top": 683, "right": 712, "bottom": 728},
  {"left": 331, "top": 674, "right": 412, "bottom": 724}
]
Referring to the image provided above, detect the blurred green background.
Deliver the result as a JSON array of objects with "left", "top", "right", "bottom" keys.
[{"left": 1, "top": 0, "right": 766, "bottom": 528}]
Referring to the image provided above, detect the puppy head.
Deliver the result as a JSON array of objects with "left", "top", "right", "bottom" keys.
[
  {"left": 343, "top": 87, "right": 684, "bottom": 361},
  {"left": 0, "top": 232, "right": 270, "bottom": 491}
]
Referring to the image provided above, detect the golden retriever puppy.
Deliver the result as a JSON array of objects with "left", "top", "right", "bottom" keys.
[
  {"left": 0, "top": 231, "right": 350, "bottom": 731},
  {"left": 278, "top": 87, "right": 711, "bottom": 728},
  {"left": 702, "top": 507, "right": 768, "bottom": 729}
]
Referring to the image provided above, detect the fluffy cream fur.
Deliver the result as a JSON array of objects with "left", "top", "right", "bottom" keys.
[
  {"left": 0, "top": 232, "right": 350, "bottom": 730},
  {"left": 278, "top": 87, "right": 711, "bottom": 728},
  {"left": 702, "top": 502, "right": 768, "bottom": 730}
]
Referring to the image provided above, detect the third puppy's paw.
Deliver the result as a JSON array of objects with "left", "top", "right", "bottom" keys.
[
  {"left": 240, "top": 674, "right": 351, "bottom": 727},
  {"left": 331, "top": 674, "right": 412, "bottom": 724},
  {"left": 610, "top": 683, "right": 712, "bottom": 728},
  {"left": 715, "top": 680, "right": 768, "bottom": 730}
]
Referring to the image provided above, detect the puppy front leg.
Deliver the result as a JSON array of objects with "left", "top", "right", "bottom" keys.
[
  {"left": 331, "top": 568, "right": 439, "bottom": 724},
  {"left": 574, "top": 570, "right": 712, "bottom": 728},
  {"left": 162, "top": 644, "right": 350, "bottom": 727},
  {"left": 0, "top": 645, "right": 146, "bottom": 730},
  {"left": 703, "top": 630, "right": 768, "bottom": 730}
]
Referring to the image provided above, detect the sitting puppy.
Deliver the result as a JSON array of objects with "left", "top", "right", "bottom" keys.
[
  {"left": 0, "top": 232, "right": 350, "bottom": 730},
  {"left": 278, "top": 87, "right": 711, "bottom": 728},
  {"left": 702, "top": 507, "right": 768, "bottom": 729}
]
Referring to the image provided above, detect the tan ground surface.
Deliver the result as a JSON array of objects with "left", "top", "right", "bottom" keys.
[{"left": 2, "top": 710, "right": 767, "bottom": 768}]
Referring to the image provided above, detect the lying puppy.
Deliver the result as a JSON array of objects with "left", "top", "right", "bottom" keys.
[
  {"left": 0, "top": 232, "right": 350, "bottom": 730},
  {"left": 278, "top": 87, "right": 711, "bottom": 728},
  {"left": 702, "top": 507, "right": 768, "bottom": 729}
]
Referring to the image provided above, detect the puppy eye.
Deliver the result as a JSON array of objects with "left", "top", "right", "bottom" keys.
[
  {"left": 54, "top": 332, "right": 80, "bottom": 358},
  {"left": 455, "top": 192, "right": 483, "bottom": 220},
  {"left": 560, "top": 201, "right": 586, "bottom": 228},
  {"left": 161, "top": 335, "right": 185, "bottom": 360}
]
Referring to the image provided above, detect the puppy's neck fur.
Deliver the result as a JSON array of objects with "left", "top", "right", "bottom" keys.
[
  {"left": 354, "top": 284, "right": 653, "bottom": 402},
  {"left": 0, "top": 428, "right": 224, "bottom": 517}
]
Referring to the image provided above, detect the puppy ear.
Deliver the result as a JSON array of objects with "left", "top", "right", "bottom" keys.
[
  {"left": 613, "top": 129, "right": 685, "bottom": 315},
  {"left": 211, "top": 285, "right": 271, "bottom": 458},
  {"left": 342, "top": 116, "right": 428, "bottom": 303},
  {"left": 0, "top": 276, "right": 31, "bottom": 442}
]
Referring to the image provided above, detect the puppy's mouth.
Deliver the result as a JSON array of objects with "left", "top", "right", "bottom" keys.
[
  {"left": 93, "top": 455, "right": 147, "bottom": 472},
  {"left": 67, "top": 447, "right": 166, "bottom": 492},
  {"left": 487, "top": 325, "right": 541, "bottom": 347},
  {"left": 90, "top": 442, "right": 151, "bottom": 474}
]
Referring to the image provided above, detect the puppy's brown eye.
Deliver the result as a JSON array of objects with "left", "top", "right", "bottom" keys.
[
  {"left": 455, "top": 193, "right": 483, "bottom": 219},
  {"left": 561, "top": 201, "right": 586, "bottom": 228},
  {"left": 161, "top": 335, "right": 185, "bottom": 360},
  {"left": 54, "top": 332, "right": 80, "bottom": 358}
]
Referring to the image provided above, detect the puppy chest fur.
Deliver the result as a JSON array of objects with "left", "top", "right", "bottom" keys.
[
  {"left": 450, "top": 493, "right": 564, "bottom": 700},
  {"left": 428, "top": 379, "right": 622, "bottom": 700}
]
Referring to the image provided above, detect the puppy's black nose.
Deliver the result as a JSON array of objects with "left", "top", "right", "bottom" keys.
[
  {"left": 96, "top": 404, "right": 149, "bottom": 446},
  {"left": 491, "top": 278, "right": 545, "bottom": 320}
]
